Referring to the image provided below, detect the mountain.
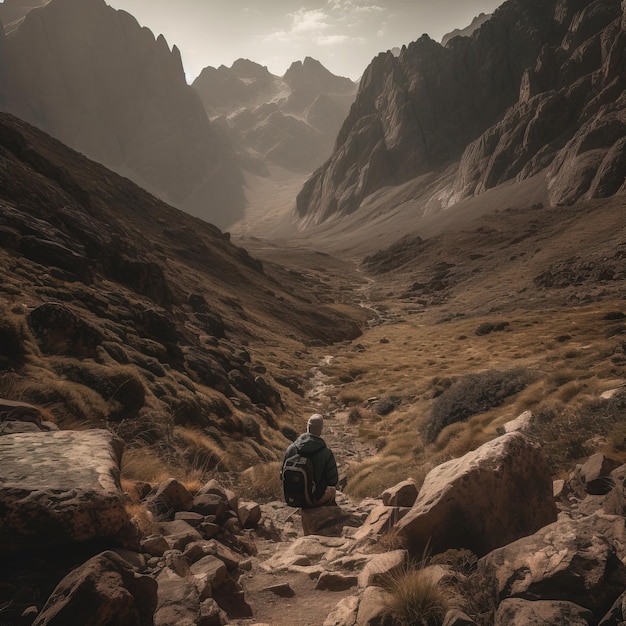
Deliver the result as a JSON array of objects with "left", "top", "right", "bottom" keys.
[
  {"left": 0, "top": 111, "right": 363, "bottom": 473},
  {"left": 441, "top": 12, "right": 491, "bottom": 46},
  {"left": 0, "top": 0, "right": 244, "bottom": 228},
  {"left": 296, "top": 0, "right": 626, "bottom": 227},
  {"left": 192, "top": 56, "right": 357, "bottom": 174}
]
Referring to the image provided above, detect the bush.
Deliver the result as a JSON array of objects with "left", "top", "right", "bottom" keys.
[
  {"left": 424, "top": 368, "right": 532, "bottom": 443},
  {"left": 375, "top": 395, "right": 403, "bottom": 416},
  {"left": 0, "top": 314, "right": 27, "bottom": 370}
]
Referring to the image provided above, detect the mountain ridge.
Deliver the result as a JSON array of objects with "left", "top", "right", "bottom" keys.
[{"left": 296, "top": 0, "right": 626, "bottom": 229}]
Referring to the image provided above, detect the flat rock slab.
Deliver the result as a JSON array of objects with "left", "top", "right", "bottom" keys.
[{"left": 0, "top": 429, "right": 127, "bottom": 551}]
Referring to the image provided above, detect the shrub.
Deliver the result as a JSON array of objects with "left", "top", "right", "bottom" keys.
[
  {"left": 382, "top": 565, "right": 452, "bottom": 626},
  {"left": 424, "top": 368, "right": 532, "bottom": 443},
  {"left": 375, "top": 395, "right": 403, "bottom": 416}
]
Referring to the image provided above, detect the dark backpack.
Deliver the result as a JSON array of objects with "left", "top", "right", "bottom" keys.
[{"left": 282, "top": 452, "right": 317, "bottom": 508}]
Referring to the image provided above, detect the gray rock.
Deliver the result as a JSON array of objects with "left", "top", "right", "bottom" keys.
[
  {"left": 0, "top": 429, "right": 127, "bottom": 551},
  {"left": 358, "top": 550, "right": 407, "bottom": 589},
  {"left": 315, "top": 571, "right": 358, "bottom": 591}
]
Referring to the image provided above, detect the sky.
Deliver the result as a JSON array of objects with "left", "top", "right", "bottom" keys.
[{"left": 105, "top": 0, "right": 505, "bottom": 82}]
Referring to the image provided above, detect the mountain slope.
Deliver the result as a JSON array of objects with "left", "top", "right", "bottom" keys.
[
  {"left": 0, "top": 0, "right": 244, "bottom": 228},
  {"left": 193, "top": 57, "right": 357, "bottom": 174},
  {"left": 0, "top": 112, "right": 364, "bottom": 472},
  {"left": 296, "top": 0, "right": 626, "bottom": 226}
]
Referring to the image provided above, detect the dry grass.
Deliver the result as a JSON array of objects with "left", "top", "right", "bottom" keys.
[
  {"left": 238, "top": 461, "right": 283, "bottom": 502},
  {"left": 319, "top": 299, "right": 626, "bottom": 494},
  {"left": 382, "top": 564, "right": 453, "bottom": 626}
]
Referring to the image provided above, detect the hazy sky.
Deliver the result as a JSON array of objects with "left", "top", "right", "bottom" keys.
[{"left": 105, "top": 0, "right": 505, "bottom": 82}]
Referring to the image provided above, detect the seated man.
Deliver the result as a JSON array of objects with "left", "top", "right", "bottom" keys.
[{"left": 282, "top": 413, "right": 338, "bottom": 507}]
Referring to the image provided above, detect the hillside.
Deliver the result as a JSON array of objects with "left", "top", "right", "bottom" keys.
[
  {"left": 0, "top": 112, "right": 367, "bottom": 477},
  {"left": 0, "top": 0, "right": 244, "bottom": 228}
]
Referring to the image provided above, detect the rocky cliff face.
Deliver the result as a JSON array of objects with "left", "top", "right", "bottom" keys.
[
  {"left": 0, "top": 0, "right": 244, "bottom": 228},
  {"left": 193, "top": 56, "right": 357, "bottom": 174},
  {"left": 297, "top": 0, "right": 626, "bottom": 225}
]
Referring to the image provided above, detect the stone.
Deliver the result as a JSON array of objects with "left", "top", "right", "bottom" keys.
[
  {"left": 263, "top": 583, "right": 295, "bottom": 598},
  {"left": 198, "top": 598, "right": 227, "bottom": 626},
  {"left": 237, "top": 500, "right": 261, "bottom": 529},
  {"left": 397, "top": 432, "right": 557, "bottom": 557},
  {"left": 503, "top": 410, "right": 533, "bottom": 434},
  {"left": 151, "top": 478, "right": 194, "bottom": 515},
  {"left": 192, "top": 493, "right": 228, "bottom": 520},
  {"left": 301, "top": 504, "right": 363, "bottom": 536},
  {"left": 480, "top": 513, "right": 626, "bottom": 615},
  {"left": 580, "top": 453, "right": 622, "bottom": 495},
  {"left": 323, "top": 595, "right": 359, "bottom": 626},
  {"left": 190, "top": 556, "right": 228, "bottom": 599},
  {"left": 381, "top": 479, "right": 419, "bottom": 507},
  {"left": 175, "top": 511, "right": 204, "bottom": 527},
  {"left": 33, "top": 551, "right": 157, "bottom": 626},
  {"left": 358, "top": 550, "right": 407, "bottom": 589},
  {"left": 155, "top": 566, "right": 200, "bottom": 626},
  {"left": 315, "top": 571, "right": 358, "bottom": 591},
  {"left": 261, "top": 534, "right": 352, "bottom": 573},
  {"left": 141, "top": 535, "right": 170, "bottom": 557},
  {"left": 495, "top": 598, "right": 594, "bottom": 626},
  {"left": 356, "top": 585, "right": 394, "bottom": 626},
  {"left": 351, "top": 505, "right": 410, "bottom": 542},
  {"left": 158, "top": 520, "right": 203, "bottom": 552},
  {"left": 0, "top": 430, "right": 128, "bottom": 551},
  {"left": 183, "top": 540, "right": 242, "bottom": 571}
]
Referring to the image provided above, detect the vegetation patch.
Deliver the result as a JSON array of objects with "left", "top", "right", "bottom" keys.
[{"left": 424, "top": 368, "right": 533, "bottom": 443}]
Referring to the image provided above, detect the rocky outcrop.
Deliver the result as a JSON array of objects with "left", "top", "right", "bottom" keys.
[
  {"left": 0, "top": 0, "right": 244, "bottom": 227},
  {"left": 193, "top": 56, "right": 357, "bottom": 174},
  {"left": 0, "top": 430, "right": 127, "bottom": 551},
  {"left": 396, "top": 432, "right": 557, "bottom": 556},
  {"left": 297, "top": 0, "right": 626, "bottom": 224}
]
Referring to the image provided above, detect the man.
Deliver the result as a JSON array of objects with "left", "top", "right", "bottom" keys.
[{"left": 282, "top": 413, "right": 338, "bottom": 506}]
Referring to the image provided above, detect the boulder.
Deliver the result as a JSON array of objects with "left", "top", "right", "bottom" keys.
[
  {"left": 503, "top": 410, "right": 533, "bottom": 434},
  {"left": 0, "top": 430, "right": 127, "bottom": 551},
  {"left": 192, "top": 493, "right": 228, "bottom": 520},
  {"left": 27, "top": 302, "right": 103, "bottom": 357},
  {"left": 396, "top": 432, "right": 557, "bottom": 556},
  {"left": 381, "top": 479, "right": 419, "bottom": 507},
  {"left": 567, "top": 453, "right": 622, "bottom": 498},
  {"left": 480, "top": 513, "right": 626, "bottom": 616},
  {"left": 155, "top": 565, "right": 201, "bottom": 626},
  {"left": 33, "top": 551, "right": 157, "bottom": 626},
  {"left": 495, "top": 598, "right": 593, "bottom": 626},
  {"left": 189, "top": 555, "right": 228, "bottom": 597}
]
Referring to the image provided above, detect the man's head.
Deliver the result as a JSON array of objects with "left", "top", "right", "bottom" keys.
[{"left": 307, "top": 413, "right": 324, "bottom": 436}]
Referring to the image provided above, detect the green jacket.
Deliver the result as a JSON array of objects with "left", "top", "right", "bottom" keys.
[{"left": 282, "top": 433, "right": 338, "bottom": 499}]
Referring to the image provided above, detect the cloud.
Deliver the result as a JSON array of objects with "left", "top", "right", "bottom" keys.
[
  {"left": 317, "top": 34, "right": 365, "bottom": 46},
  {"left": 291, "top": 8, "right": 331, "bottom": 33}
]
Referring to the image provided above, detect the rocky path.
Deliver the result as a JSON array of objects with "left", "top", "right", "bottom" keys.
[{"left": 229, "top": 356, "right": 380, "bottom": 625}]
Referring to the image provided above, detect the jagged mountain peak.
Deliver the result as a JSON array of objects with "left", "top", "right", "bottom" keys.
[
  {"left": 230, "top": 57, "right": 273, "bottom": 80},
  {"left": 296, "top": 0, "right": 626, "bottom": 227},
  {"left": 283, "top": 56, "right": 354, "bottom": 94}
]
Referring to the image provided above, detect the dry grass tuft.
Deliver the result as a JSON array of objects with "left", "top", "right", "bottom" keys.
[
  {"left": 382, "top": 564, "right": 453, "bottom": 626},
  {"left": 238, "top": 461, "right": 283, "bottom": 502}
]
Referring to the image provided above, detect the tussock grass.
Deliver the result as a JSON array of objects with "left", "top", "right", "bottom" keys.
[
  {"left": 238, "top": 461, "right": 283, "bottom": 501},
  {"left": 382, "top": 564, "right": 453, "bottom": 626},
  {"left": 121, "top": 446, "right": 171, "bottom": 484}
]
